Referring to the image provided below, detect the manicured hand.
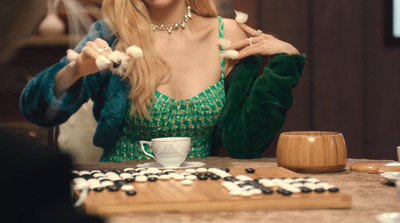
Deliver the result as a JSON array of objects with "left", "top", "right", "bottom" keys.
[{"left": 230, "top": 23, "right": 299, "bottom": 60}]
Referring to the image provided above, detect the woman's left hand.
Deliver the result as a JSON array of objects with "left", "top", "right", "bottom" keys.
[{"left": 230, "top": 23, "right": 300, "bottom": 60}]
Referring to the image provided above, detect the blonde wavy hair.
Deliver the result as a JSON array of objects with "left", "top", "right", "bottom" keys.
[{"left": 101, "top": 0, "right": 218, "bottom": 119}]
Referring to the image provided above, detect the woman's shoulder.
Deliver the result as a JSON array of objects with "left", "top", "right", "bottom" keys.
[{"left": 221, "top": 18, "right": 247, "bottom": 43}]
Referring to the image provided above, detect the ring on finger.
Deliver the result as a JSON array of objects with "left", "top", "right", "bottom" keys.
[
  {"left": 81, "top": 46, "right": 88, "bottom": 53},
  {"left": 249, "top": 37, "right": 253, "bottom": 48},
  {"left": 97, "top": 47, "right": 112, "bottom": 54},
  {"left": 255, "top": 29, "right": 263, "bottom": 37},
  {"left": 97, "top": 48, "right": 105, "bottom": 54}
]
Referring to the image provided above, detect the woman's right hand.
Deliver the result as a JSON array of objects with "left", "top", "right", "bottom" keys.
[{"left": 70, "top": 38, "right": 114, "bottom": 77}]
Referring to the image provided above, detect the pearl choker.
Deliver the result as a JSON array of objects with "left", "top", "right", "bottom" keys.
[{"left": 151, "top": 6, "right": 192, "bottom": 34}]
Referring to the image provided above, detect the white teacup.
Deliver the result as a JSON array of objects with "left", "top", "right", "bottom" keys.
[
  {"left": 139, "top": 137, "right": 191, "bottom": 167},
  {"left": 397, "top": 146, "right": 400, "bottom": 161}
]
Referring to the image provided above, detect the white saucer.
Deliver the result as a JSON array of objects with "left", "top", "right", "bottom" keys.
[
  {"left": 137, "top": 161, "right": 205, "bottom": 169},
  {"left": 380, "top": 171, "right": 400, "bottom": 183},
  {"left": 376, "top": 212, "right": 400, "bottom": 223}
]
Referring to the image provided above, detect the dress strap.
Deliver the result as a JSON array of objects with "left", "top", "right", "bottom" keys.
[{"left": 217, "top": 16, "right": 226, "bottom": 78}]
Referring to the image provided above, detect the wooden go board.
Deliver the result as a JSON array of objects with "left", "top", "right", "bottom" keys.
[{"left": 79, "top": 167, "right": 351, "bottom": 215}]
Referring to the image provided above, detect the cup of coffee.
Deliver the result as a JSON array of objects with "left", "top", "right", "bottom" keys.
[{"left": 139, "top": 137, "right": 191, "bottom": 168}]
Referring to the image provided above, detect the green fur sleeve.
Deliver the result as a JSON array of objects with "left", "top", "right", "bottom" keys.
[{"left": 216, "top": 53, "right": 306, "bottom": 158}]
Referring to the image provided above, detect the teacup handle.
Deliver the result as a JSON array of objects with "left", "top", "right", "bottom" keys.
[{"left": 139, "top": 140, "right": 158, "bottom": 162}]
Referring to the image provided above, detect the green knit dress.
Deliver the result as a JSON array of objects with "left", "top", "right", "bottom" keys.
[{"left": 101, "top": 17, "right": 226, "bottom": 162}]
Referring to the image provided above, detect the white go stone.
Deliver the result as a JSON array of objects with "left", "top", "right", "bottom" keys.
[
  {"left": 283, "top": 178, "right": 295, "bottom": 183},
  {"left": 240, "top": 190, "right": 253, "bottom": 197},
  {"left": 185, "top": 169, "right": 196, "bottom": 173},
  {"left": 147, "top": 168, "right": 160, "bottom": 173},
  {"left": 87, "top": 179, "right": 100, "bottom": 184},
  {"left": 109, "top": 176, "right": 122, "bottom": 181},
  {"left": 73, "top": 177, "right": 86, "bottom": 184},
  {"left": 196, "top": 168, "right": 208, "bottom": 173},
  {"left": 121, "top": 185, "right": 135, "bottom": 191},
  {"left": 124, "top": 167, "right": 135, "bottom": 172},
  {"left": 135, "top": 175, "right": 148, "bottom": 182},
  {"left": 304, "top": 183, "right": 318, "bottom": 190},
  {"left": 71, "top": 170, "right": 79, "bottom": 174},
  {"left": 181, "top": 180, "right": 193, "bottom": 186},
  {"left": 90, "top": 170, "right": 101, "bottom": 174},
  {"left": 120, "top": 173, "right": 132, "bottom": 178},
  {"left": 159, "top": 175, "right": 171, "bottom": 180},
  {"left": 277, "top": 182, "right": 301, "bottom": 193},
  {"left": 185, "top": 175, "right": 197, "bottom": 181},
  {"left": 249, "top": 189, "right": 262, "bottom": 195},
  {"left": 229, "top": 189, "right": 243, "bottom": 196},
  {"left": 173, "top": 175, "right": 185, "bottom": 181},
  {"left": 241, "top": 185, "right": 254, "bottom": 191},
  {"left": 78, "top": 171, "right": 90, "bottom": 176},
  {"left": 93, "top": 173, "right": 105, "bottom": 178}
]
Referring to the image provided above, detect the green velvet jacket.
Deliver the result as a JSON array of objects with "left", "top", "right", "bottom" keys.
[{"left": 20, "top": 20, "right": 306, "bottom": 159}]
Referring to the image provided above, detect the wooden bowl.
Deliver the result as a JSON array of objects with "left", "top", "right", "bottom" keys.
[{"left": 276, "top": 131, "right": 347, "bottom": 173}]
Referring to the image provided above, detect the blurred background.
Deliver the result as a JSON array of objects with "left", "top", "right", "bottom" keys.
[{"left": 1, "top": 0, "right": 400, "bottom": 160}]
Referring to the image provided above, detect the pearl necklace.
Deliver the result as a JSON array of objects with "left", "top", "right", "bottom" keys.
[{"left": 151, "top": 6, "right": 192, "bottom": 34}]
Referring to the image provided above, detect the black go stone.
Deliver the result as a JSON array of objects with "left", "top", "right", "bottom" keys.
[
  {"left": 124, "top": 178, "right": 135, "bottom": 183},
  {"left": 210, "top": 175, "right": 221, "bottom": 180},
  {"left": 223, "top": 176, "right": 236, "bottom": 182},
  {"left": 164, "top": 171, "right": 175, "bottom": 174},
  {"left": 93, "top": 187, "right": 104, "bottom": 192},
  {"left": 277, "top": 189, "right": 292, "bottom": 196},
  {"left": 147, "top": 177, "right": 158, "bottom": 182},
  {"left": 198, "top": 175, "right": 209, "bottom": 180},
  {"left": 328, "top": 187, "right": 340, "bottom": 193},
  {"left": 300, "top": 187, "right": 312, "bottom": 193},
  {"left": 101, "top": 169, "right": 111, "bottom": 173},
  {"left": 81, "top": 174, "right": 93, "bottom": 180},
  {"left": 205, "top": 172, "right": 214, "bottom": 177},
  {"left": 221, "top": 168, "right": 230, "bottom": 173},
  {"left": 125, "top": 170, "right": 136, "bottom": 174},
  {"left": 193, "top": 173, "right": 202, "bottom": 177},
  {"left": 99, "top": 179, "right": 112, "bottom": 183},
  {"left": 314, "top": 188, "right": 326, "bottom": 193},
  {"left": 113, "top": 181, "right": 126, "bottom": 188},
  {"left": 126, "top": 190, "right": 137, "bottom": 196},
  {"left": 72, "top": 173, "right": 80, "bottom": 178},
  {"left": 261, "top": 187, "right": 274, "bottom": 194},
  {"left": 106, "top": 185, "right": 119, "bottom": 192}
]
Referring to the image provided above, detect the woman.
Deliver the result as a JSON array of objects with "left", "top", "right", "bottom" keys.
[{"left": 20, "top": 0, "right": 305, "bottom": 161}]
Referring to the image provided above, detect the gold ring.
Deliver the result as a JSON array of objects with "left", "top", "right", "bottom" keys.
[
  {"left": 81, "top": 46, "right": 88, "bottom": 53},
  {"left": 255, "top": 29, "right": 263, "bottom": 36},
  {"left": 249, "top": 37, "right": 253, "bottom": 48}
]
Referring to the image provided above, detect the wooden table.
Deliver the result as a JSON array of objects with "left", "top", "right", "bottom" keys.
[{"left": 74, "top": 157, "right": 400, "bottom": 223}]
